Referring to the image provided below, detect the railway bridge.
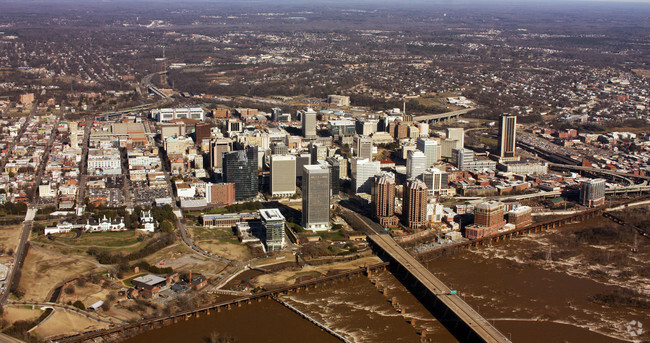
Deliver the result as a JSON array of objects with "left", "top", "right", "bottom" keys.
[{"left": 55, "top": 263, "right": 389, "bottom": 343}]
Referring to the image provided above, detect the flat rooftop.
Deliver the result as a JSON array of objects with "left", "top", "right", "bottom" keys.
[
  {"left": 132, "top": 274, "right": 166, "bottom": 286},
  {"left": 259, "top": 208, "right": 285, "bottom": 222}
]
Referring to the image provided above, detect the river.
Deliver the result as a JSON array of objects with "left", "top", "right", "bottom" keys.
[{"left": 127, "top": 217, "right": 648, "bottom": 342}]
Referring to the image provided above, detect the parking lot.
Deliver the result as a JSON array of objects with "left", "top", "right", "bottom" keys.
[{"left": 133, "top": 187, "right": 171, "bottom": 206}]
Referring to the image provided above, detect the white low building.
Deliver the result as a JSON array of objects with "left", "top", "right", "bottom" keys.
[
  {"left": 44, "top": 221, "right": 75, "bottom": 235},
  {"left": 139, "top": 210, "right": 156, "bottom": 232},
  {"left": 85, "top": 215, "right": 126, "bottom": 232}
]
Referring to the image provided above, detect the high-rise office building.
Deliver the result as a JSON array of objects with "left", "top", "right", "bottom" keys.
[
  {"left": 260, "top": 208, "right": 286, "bottom": 252},
  {"left": 271, "top": 142, "right": 288, "bottom": 155},
  {"left": 327, "top": 155, "right": 348, "bottom": 180},
  {"left": 452, "top": 148, "right": 497, "bottom": 172},
  {"left": 195, "top": 123, "right": 212, "bottom": 145},
  {"left": 403, "top": 179, "right": 428, "bottom": 229},
  {"left": 300, "top": 108, "right": 317, "bottom": 138},
  {"left": 451, "top": 148, "right": 474, "bottom": 170},
  {"left": 223, "top": 146, "right": 258, "bottom": 201},
  {"left": 209, "top": 138, "right": 232, "bottom": 170},
  {"left": 270, "top": 155, "right": 296, "bottom": 197},
  {"left": 351, "top": 157, "right": 380, "bottom": 194},
  {"left": 302, "top": 165, "right": 330, "bottom": 231},
  {"left": 440, "top": 139, "right": 460, "bottom": 159},
  {"left": 421, "top": 168, "right": 449, "bottom": 196},
  {"left": 498, "top": 114, "right": 517, "bottom": 160},
  {"left": 226, "top": 119, "right": 243, "bottom": 136},
  {"left": 355, "top": 118, "right": 378, "bottom": 136},
  {"left": 324, "top": 158, "right": 341, "bottom": 196},
  {"left": 295, "top": 153, "right": 311, "bottom": 179},
  {"left": 310, "top": 142, "right": 327, "bottom": 163},
  {"left": 371, "top": 172, "right": 398, "bottom": 227},
  {"left": 355, "top": 135, "right": 373, "bottom": 160},
  {"left": 579, "top": 178, "right": 606, "bottom": 207},
  {"left": 407, "top": 150, "right": 426, "bottom": 179},
  {"left": 446, "top": 128, "right": 464, "bottom": 149},
  {"left": 271, "top": 107, "right": 290, "bottom": 122},
  {"left": 416, "top": 138, "right": 440, "bottom": 167},
  {"left": 271, "top": 107, "right": 282, "bottom": 122}
]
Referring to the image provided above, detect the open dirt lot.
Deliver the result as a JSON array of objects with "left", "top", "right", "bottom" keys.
[
  {"left": 145, "top": 244, "right": 227, "bottom": 278},
  {"left": 1, "top": 306, "right": 43, "bottom": 323},
  {"left": 0, "top": 225, "right": 22, "bottom": 263},
  {"left": 195, "top": 238, "right": 252, "bottom": 261}
]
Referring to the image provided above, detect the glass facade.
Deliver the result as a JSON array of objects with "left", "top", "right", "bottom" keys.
[{"left": 223, "top": 146, "right": 258, "bottom": 200}]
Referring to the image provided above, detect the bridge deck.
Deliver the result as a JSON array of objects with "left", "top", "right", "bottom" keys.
[
  {"left": 369, "top": 233, "right": 509, "bottom": 343},
  {"left": 412, "top": 108, "right": 472, "bottom": 121}
]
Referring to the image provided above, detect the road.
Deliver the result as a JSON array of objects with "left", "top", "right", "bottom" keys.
[{"left": 75, "top": 120, "right": 93, "bottom": 215}]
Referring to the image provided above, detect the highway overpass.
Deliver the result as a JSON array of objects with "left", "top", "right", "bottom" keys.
[{"left": 413, "top": 108, "right": 473, "bottom": 123}]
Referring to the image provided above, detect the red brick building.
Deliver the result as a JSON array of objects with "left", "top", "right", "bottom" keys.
[
  {"left": 507, "top": 206, "right": 533, "bottom": 228},
  {"left": 208, "top": 182, "right": 235, "bottom": 206}
]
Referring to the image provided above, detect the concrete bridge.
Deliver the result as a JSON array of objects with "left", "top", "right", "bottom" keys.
[
  {"left": 413, "top": 108, "right": 473, "bottom": 123},
  {"left": 549, "top": 163, "right": 650, "bottom": 185},
  {"left": 369, "top": 233, "right": 510, "bottom": 343}
]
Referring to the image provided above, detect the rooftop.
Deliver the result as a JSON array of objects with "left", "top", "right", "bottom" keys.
[{"left": 132, "top": 274, "right": 166, "bottom": 286}]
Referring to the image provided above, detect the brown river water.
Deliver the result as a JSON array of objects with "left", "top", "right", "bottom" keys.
[{"left": 127, "top": 218, "right": 648, "bottom": 343}]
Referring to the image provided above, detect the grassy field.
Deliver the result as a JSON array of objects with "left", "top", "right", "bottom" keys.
[
  {"left": 316, "top": 230, "right": 346, "bottom": 241},
  {"left": 189, "top": 227, "right": 235, "bottom": 240},
  {"left": 33, "top": 231, "right": 143, "bottom": 248},
  {"left": 18, "top": 248, "right": 102, "bottom": 302}
]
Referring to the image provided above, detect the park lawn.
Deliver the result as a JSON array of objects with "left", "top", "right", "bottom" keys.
[
  {"left": 189, "top": 227, "right": 235, "bottom": 240},
  {"left": 317, "top": 230, "right": 346, "bottom": 241},
  {"left": 65, "top": 231, "right": 142, "bottom": 247},
  {"left": 33, "top": 231, "right": 143, "bottom": 248}
]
